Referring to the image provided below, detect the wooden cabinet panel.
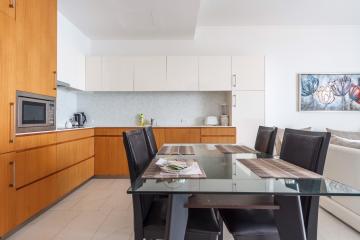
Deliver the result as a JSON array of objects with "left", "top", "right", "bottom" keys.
[
  {"left": 0, "top": 153, "right": 16, "bottom": 236},
  {"left": 201, "top": 127, "right": 236, "bottom": 136},
  {"left": 199, "top": 56, "right": 232, "bottom": 91},
  {"left": 166, "top": 56, "right": 199, "bottom": 91},
  {"left": 95, "top": 127, "right": 135, "bottom": 136},
  {"left": 0, "top": 11, "right": 16, "bottom": 155},
  {"left": 201, "top": 136, "right": 236, "bottom": 144},
  {"left": 153, "top": 128, "right": 165, "bottom": 149},
  {"left": 95, "top": 137, "right": 129, "bottom": 176},
  {"left": 57, "top": 137, "right": 94, "bottom": 171},
  {"left": 232, "top": 56, "right": 265, "bottom": 91},
  {"left": 0, "top": 0, "right": 16, "bottom": 18},
  {"left": 15, "top": 133, "right": 56, "bottom": 151},
  {"left": 15, "top": 174, "right": 58, "bottom": 225},
  {"left": 164, "top": 128, "right": 201, "bottom": 143},
  {"left": 56, "top": 129, "right": 94, "bottom": 143},
  {"left": 16, "top": 0, "right": 57, "bottom": 96},
  {"left": 57, "top": 158, "right": 94, "bottom": 198},
  {"left": 15, "top": 145, "right": 57, "bottom": 188}
]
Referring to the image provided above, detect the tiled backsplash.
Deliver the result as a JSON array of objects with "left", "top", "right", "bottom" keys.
[{"left": 57, "top": 89, "right": 229, "bottom": 127}]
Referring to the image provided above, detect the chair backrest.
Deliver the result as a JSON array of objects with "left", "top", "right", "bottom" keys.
[
  {"left": 143, "top": 126, "right": 158, "bottom": 159},
  {"left": 123, "top": 129, "right": 154, "bottom": 238},
  {"left": 279, "top": 128, "right": 331, "bottom": 240},
  {"left": 254, "top": 126, "right": 278, "bottom": 155}
]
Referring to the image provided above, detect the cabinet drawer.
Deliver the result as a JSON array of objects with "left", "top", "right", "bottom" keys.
[
  {"left": 15, "top": 145, "right": 57, "bottom": 188},
  {"left": 201, "top": 136, "right": 236, "bottom": 144},
  {"left": 16, "top": 174, "right": 58, "bottom": 225},
  {"left": 164, "top": 128, "right": 201, "bottom": 143},
  {"left": 95, "top": 127, "right": 135, "bottom": 136},
  {"left": 57, "top": 129, "right": 94, "bottom": 143},
  {"left": 16, "top": 133, "right": 56, "bottom": 151},
  {"left": 57, "top": 137, "right": 94, "bottom": 171},
  {"left": 57, "top": 157, "right": 94, "bottom": 198},
  {"left": 201, "top": 127, "right": 236, "bottom": 136}
]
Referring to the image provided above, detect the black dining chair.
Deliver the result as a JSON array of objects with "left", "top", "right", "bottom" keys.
[
  {"left": 254, "top": 126, "right": 278, "bottom": 155},
  {"left": 143, "top": 126, "right": 158, "bottom": 159},
  {"left": 219, "top": 128, "right": 331, "bottom": 240},
  {"left": 123, "top": 129, "right": 221, "bottom": 240}
]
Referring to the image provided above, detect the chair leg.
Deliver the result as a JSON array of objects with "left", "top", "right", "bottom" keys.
[{"left": 217, "top": 210, "right": 224, "bottom": 240}]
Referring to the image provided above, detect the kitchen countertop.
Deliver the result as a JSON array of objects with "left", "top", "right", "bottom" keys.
[{"left": 16, "top": 125, "right": 235, "bottom": 136}]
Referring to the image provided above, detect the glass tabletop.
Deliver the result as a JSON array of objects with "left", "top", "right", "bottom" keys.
[{"left": 128, "top": 144, "right": 360, "bottom": 196}]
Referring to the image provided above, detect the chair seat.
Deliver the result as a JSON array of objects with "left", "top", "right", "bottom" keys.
[
  {"left": 220, "top": 209, "right": 280, "bottom": 240},
  {"left": 143, "top": 199, "right": 220, "bottom": 239}
]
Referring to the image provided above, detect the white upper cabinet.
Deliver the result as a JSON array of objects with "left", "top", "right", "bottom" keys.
[
  {"left": 232, "top": 56, "right": 265, "bottom": 91},
  {"left": 133, "top": 56, "right": 167, "bottom": 91},
  {"left": 85, "top": 56, "right": 102, "bottom": 91},
  {"left": 199, "top": 56, "right": 232, "bottom": 91},
  {"left": 231, "top": 91, "right": 265, "bottom": 145},
  {"left": 166, "top": 56, "right": 199, "bottom": 91},
  {"left": 102, "top": 57, "right": 134, "bottom": 91}
]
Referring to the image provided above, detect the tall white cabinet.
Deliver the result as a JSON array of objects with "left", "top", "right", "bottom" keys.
[
  {"left": 231, "top": 56, "right": 265, "bottom": 146},
  {"left": 102, "top": 57, "right": 134, "bottom": 91}
]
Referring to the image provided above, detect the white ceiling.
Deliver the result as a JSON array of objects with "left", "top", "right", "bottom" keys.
[
  {"left": 58, "top": 0, "right": 201, "bottom": 40},
  {"left": 59, "top": 0, "right": 360, "bottom": 40},
  {"left": 198, "top": 0, "right": 360, "bottom": 26}
]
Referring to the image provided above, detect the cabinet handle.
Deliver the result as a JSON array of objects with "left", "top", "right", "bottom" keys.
[
  {"left": 9, "top": 161, "right": 16, "bottom": 188},
  {"left": 232, "top": 95, "right": 237, "bottom": 107},
  {"left": 9, "top": 0, "right": 15, "bottom": 8},
  {"left": 53, "top": 71, "right": 57, "bottom": 90},
  {"left": 232, "top": 74, "right": 237, "bottom": 88},
  {"left": 9, "top": 102, "right": 15, "bottom": 143}
]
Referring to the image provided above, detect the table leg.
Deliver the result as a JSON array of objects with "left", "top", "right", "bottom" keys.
[
  {"left": 274, "top": 196, "right": 307, "bottom": 240},
  {"left": 164, "top": 194, "right": 189, "bottom": 240}
]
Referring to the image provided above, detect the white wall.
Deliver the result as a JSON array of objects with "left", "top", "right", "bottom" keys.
[
  {"left": 90, "top": 26, "right": 360, "bottom": 131},
  {"left": 58, "top": 12, "right": 91, "bottom": 90}
]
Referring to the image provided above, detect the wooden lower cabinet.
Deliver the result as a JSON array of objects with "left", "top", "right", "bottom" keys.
[
  {"left": 201, "top": 136, "right": 236, "bottom": 144},
  {"left": 0, "top": 153, "right": 16, "bottom": 236},
  {"left": 200, "top": 127, "right": 236, "bottom": 144},
  {"left": 95, "top": 136, "right": 128, "bottom": 176},
  {"left": 164, "top": 128, "right": 201, "bottom": 143},
  {"left": 57, "top": 137, "right": 94, "bottom": 171},
  {"left": 57, "top": 157, "right": 94, "bottom": 198}
]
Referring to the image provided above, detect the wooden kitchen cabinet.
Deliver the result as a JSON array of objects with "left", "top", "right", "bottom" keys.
[
  {"left": 0, "top": 10, "right": 16, "bottom": 155},
  {"left": 15, "top": 145, "right": 57, "bottom": 188},
  {"left": 200, "top": 127, "right": 236, "bottom": 144},
  {"left": 232, "top": 56, "right": 265, "bottom": 91},
  {"left": 15, "top": 0, "right": 57, "bottom": 96},
  {"left": 199, "top": 56, "right": 232, "bottom": 91},
  {"left": 0, "top": 0, "right": 16, "bottom": 18},
  {"left": 95, "top": 136, "right": 129, "bottom": 176},
  {"left": 57, "top": 136, "right": 94, "bottom": 171},
  {"left": 164, "top": 128, "right": 201, "bottom": 143},
  {"left": 0, "top": 153, "right": 16, "bottom": 236}
]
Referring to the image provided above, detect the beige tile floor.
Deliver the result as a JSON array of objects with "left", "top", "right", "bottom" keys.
[{"left": 6, "top": 179, "right": 360, "bottom": 240}]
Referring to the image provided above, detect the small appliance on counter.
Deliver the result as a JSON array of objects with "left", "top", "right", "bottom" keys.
[
  {"left": 72, "top": 112, "right": 87, "bottom": 127},
  {"left": 220, "top": 103, "right": 229, "bottom": 126},
  {"left": 204, "top": 116, "right": 219, "bottom": 126},
  {"left": 16, "top": 91, "right": 56, "bottom": 133}
]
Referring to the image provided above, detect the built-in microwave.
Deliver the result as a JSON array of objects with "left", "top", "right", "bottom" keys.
[{"left": 16, "top": 91, "right": 56, "bottom": 133}]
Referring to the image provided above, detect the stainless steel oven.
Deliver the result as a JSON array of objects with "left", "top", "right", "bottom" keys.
[{"left": 16, "top": 91, "right": 56, "bottom": 133}]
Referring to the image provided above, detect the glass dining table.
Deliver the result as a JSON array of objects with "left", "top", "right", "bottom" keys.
[{"left": 127, "top": 144, "right": 360, "bottom": 240}]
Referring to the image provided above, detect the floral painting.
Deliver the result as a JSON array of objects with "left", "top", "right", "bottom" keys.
[{"left": 299, "top": 74, "right": 360, "bottom": 111}]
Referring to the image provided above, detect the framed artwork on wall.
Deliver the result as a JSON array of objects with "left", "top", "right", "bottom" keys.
[{"left": 298, "top": 73, "right": 360, "bottom": 111}]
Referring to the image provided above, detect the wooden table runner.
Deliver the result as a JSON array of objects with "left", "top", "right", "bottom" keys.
[
  {"left": 142, "top": 159, "right": 207, "bottom": 179},
  {"left": 238, "top": 158, "right": 322, "bottom": 179},
  {"left": 215, "top": 145, "right": 257, "bottom": 154},
  {"left": 158, "top": 146, "right": 195, "bottom": 155}
]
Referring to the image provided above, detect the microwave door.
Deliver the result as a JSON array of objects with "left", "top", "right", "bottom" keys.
[{"left": 18, "top": 98, "right": 48, "bottom": 127}]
